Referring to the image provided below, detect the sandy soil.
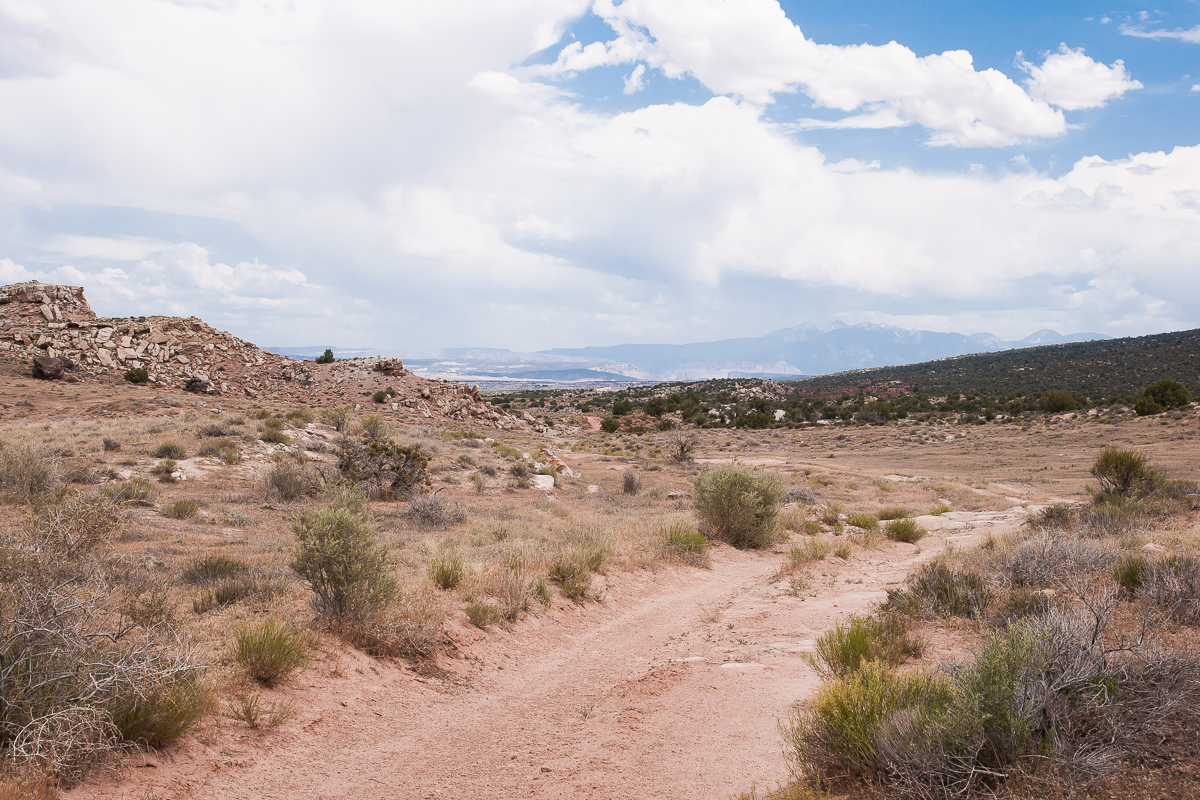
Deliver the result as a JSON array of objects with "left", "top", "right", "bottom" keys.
[{"left": 70, "top": 506, "right": 1029, "bottom": 800}]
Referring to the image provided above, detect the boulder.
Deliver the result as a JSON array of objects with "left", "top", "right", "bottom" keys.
[{"left": 32, "top": 355, "right": 65, "bottom": 379}]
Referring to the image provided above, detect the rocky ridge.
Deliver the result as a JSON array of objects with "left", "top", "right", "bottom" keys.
[{"left": 0, "top": 281, "right": 524, "bottom": 429}]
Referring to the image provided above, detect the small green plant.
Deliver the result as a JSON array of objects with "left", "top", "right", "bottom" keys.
[
  {"left": 549, "top": 535, "right": 612, "bottom": 601},
  {"left": 1090, "top": 446, "right": 1148, "bottom": 498},
  {"left": 819, "top": 503, "right": 842, "bottom": 526},
  {"left": 231, "top": 617, "right": 311, "bottom": 686},
  {"left": 885, "top": 518, "right": 926, "bottom": 543},
  {"left": 260, "top": 427, "right": 291, "bottom": 445},
  {"left": 372, "top": 390, "right": 388, "bottom": 404},
  {"left": 286, "top": 408, "right": 315, "bottom": 425},
  {"left": 106, "top": 476, "right": 159, "bottom": 505},
  {"left": 109, "top": 674, "right": 215, "bottom": 748},
  {"left": 876, "top": 506, "right": 911, "bottom": 521},
  {"left": 227, "top": 691, "right": 295, "bottom": 730},
  {"left": 319, "top": 405, "right": 351, "bottom": 431},
  {"left": 465, "top": 602, "right": 502, "bottom": 628},
  {"left": 927, "top": 502, "right": 952, "bottom": 516},
  {"left": 428, "top": 552, "right": 466, "bottom": 590},
  {"left": 600, "top": 416, "right": 620, "bottom": 433},
  {"left": 315, "top": 348, "right": 335, "bottom": 364},
  {"left": 845, "top": 513, "right": 878, "bottom": 530},
  {"left": 693, "top": 466, "right": 785, "bottom": 549},
  {"left": 622, "top": 470, "right": 641, "bottom": 494},
  {"left": 886, "top": 562, "right": 991, "bottom": 618},
  {"left": 123, "top": 366, "right": 149, "bottom": 384},
  {"left": 153, "top": 441, "right": 187, "bottom": 459},
  {"left": 809, "top": 615, "right": 924, "bottom": 679},
  {"left": 832, "top": 541, "right": 853, "bottom": 560},
  {"left": 788, "top": 538, "right": 831, "bottom": 566},
  {"left": 151, "top": 459, "right": 177, "bottom": 481},
  {"left": 1114, "top": 554, "right": 1148, "bottom": 595},
  {"left": 661, "top": 522, "right": 708, "bottom": 565},
  {"left": 163, "top": 499, "right": 199, "bottom": 519}
]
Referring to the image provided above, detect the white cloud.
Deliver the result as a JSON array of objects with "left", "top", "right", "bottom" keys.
[
  {"left": 623, "top": 63, "right": 646, "bottom": 94},
  {"left": 1019, "top": 45, "right": 1141, "bottom": 110},
  {"left": 0, "top": 1, "right": 1192, "bottom": 349},
  {"left": 1192, "top": 84, "right": 1200, "bottom": 92},
  {"left": 534, "top": 0, "right": 1112, "bottom": 147},
  {"left": 1120, "top": 23, "right": 1200, "bottom": 43}
]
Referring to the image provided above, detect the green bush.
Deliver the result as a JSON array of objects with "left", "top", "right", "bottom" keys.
[
  {"left": 876, "top": 506, "right": 911, "bottom": 521},
  {"left": 844, "top": 513, "right": 878, "bottom": 530},
  {"left": 286, "top": 408, "right": 315, "bottom": 425},
  {"left": 1090, "top": 446, "right": 1148, "bottom": 497},
  {"left": 661, "top": 522, "right": 708, "bottom": 566},
  {"left": 198, "top": 437, "right": 241, "bottom": 464},
  {"left": 1143, "top": 378, "right": 1189, "bottom": 409},
  {"left": 1114, "top": 555, "right": 1148, "bottom": 595},
  {"left": 265, "top": 459, "right": 320, "bottom": 502},
  {"left": 319, "top": 405, "right": 351, "bottom": 432},
  {"left": 885, "top": 518, "right": 926, "bottom": 544},
  {"left": 260, "top": 427, "right": 291, "bottom": 445},
  {"left": 427, "top": 552, "right": 466, "bottom": 589},
  {"left": 109, "top": 674, "right": 214, "bottom": 748},
  {"left": 600, "top": 416, "right": 620, "bottom": 433},
  {"left": 231, "top": 617, "right": 310, "bottom": 686},
  {"left": 693, "top": 466, "right": 785, "bottom": 549},
  {"left": 315, "top": 348, "right": 335, "bottom": 364},
  {"left": 290, "top": 506, "right": 398, "bottom": 622},
  {"left": 1038, "top": 389, "right": 1078, "bottom": 413},
  {"left": 151, "top": 458, "right": 177, "bottom": 481},
  {"left": 465, "top": 602, "right": 502, "bottom": 628},
  {"left": 337, "top": 438, "right": 429, "bottom": 500},
  {"left": 372, "top": 390, "right": 388, "bottom": 404},
  {"left": 153, "top": 441, "right": 187, "bottom": 459},
  {"left": 163, "top": 499, "right": 199, "bottom": 519},
  {"left": 123, "top": 366, "right": 149, "bottom": 384},
  {"left": 887, "top": 562, "right": 991, "bottom": 618},
  {"left": 810, "top": 615, "right": 923, "bottom": 679},
  {"left": 1134, "top": 396, "right": 1164, "bottom": 416},
  {"left": 549, "top": 534, "right": 612, "bottom": 601}
]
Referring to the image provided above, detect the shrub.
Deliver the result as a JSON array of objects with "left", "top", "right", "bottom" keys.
[
  {"left": 260, "top": 427, "right": 291, "bottom": 445},
  {"left": 1031, "top": 502, "right": 1073, "bottom": 528},
  {"left": 226, "top": 692, "right": 295, "bottom": 730},
  {"left": 621, "top": 470, "right": 641, "bottom": 495},
  {"left": 359, "top": 413, "right": 390, "bottom": 442},
  {"left": 466, "top": 602, "right": 502, "bottom": 628},
  {"left": 315, "top": 348, "right": 335, "bottom": 364},
  {"left": 319, "top": 405, "right": 351, "bottom": 432},
  {"left": 106, "top": 477, "right": 158, "bottom": 505},
  {"left": 788, "top": 538, "right": 831, "bottom": 566},
  {"left": 667, "top": 430, "right": 698, "bottom": 463},
  {"left": 428, "top": 552, "right": 466, "bottom": 589},
  {"left": 337, "top": 438, "right": 429, "bottom": 500},
  {"left": 405, "top": 495, "right": 467, "bottom": 529},
  {"left": 123, "top": 366, "right": 149, "bottom": 384},
  {"left": 197, "top": 438, "right": 241, "bottom": 465},
  {"left": 151, "top": 458, "right": 177, "bottom": 481},
  {"left": 784, "top": 659, "right": 953, "bottom": 781},
  {"left": 192, "top": 573, "right": 280, "bottom": 614},
  {"left": 342, "top": 587, "right": 445, "bottom": 659},
  {"left": 1090, "top": 446, "right": 1148, "bottom": 497},
  {"left": 549, "top": 533, "right": 612, "bottom": 601},
  {"left": 886, "top": 562, "right": 991, "bottom": 618},
  {"left": 102, "top": 437, "right": 122, "bottom": 452},
  {"left": 694, "top": 466, "right": 785, "bottom": 549},
  {"left": 1134, "top": 396, "right": 1164, "bottom": 416},
  {"left": 600, "top": 416, "right": 620, "bottom": 433},
  {"left": 876, "top": 506, "right": 911, "bottom": 521},
  {"left": 286, "top": 408, "right": 315, "bottom": 425},
  {"left": 845, "top": 513, "right": 877, "bottom": 530},
  {"left": 810, "top": 615, "right": 924, "bottom": 679},
  {"left": 153, "top": 441, "right": 187, "bottom": 459},
  {"left": 290, "top": 506, "right": 398, "bottom": 623},
  {"left": 231, "top": 617, "right": 310, "bottom": 686},
  {"left": 163, "top": 499, "right": 199, "bottom": 519},
  {"left": 509, "top": 462, "right": 530, "bottom": 479},
  {"left": 108, "top": 674, "right": 214, "bottom": 748},
  {"left": 819, "top": 504, "right": 842, "bottom": 526},
  {"left": 198, "top": 422, "right": 231, "bottom": 437},
  {"left": 181, "top": 555, "right": 249, "bottom": 585},
  {"left": 1038, "top": 389, "right": 1078, "bottom": 413},
  {"left": 885, "top": 518, "right": 926, "bottom": 544},
  {"left": 372, "top": 390, "right": 388, "bottom": 404},
  {"left": 0, "top": 446, "right": 62, "bottom": 503},
  {"left": 264, "top": 459, "right": 321, "bottom": 502},
  {"left": 986, "top": 529, "right": 1117, "bottom": 589},
  {"left": 1135, "top": 554, "right": 1200, "bottom": 623},
  {"left": 927, "top": 503, "right": 951, "bottom": 516},
  {"left": 661, "top": 522, "right": 708, "bottom": 566},
  {"left": 1143, "top": 378, "right": 1189, "bottom": 409}
]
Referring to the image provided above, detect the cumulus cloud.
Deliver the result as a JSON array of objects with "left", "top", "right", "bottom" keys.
[
  {"left": 1120, "top": 23, "right": 1200, "bottom": 43},
  {"left": 532, "top": 0, "right": 1140, "bottom": 147},
  {"left": 0, "top": 0, "right": 1191, "bottom": 349},
  {"left": 1019, "top": 45, "right": 1142, "bottom": 110}
]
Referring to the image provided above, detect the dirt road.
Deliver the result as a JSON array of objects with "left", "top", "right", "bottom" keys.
[{"left": 73, "top": 508, "right": 1030, "bottom": 800}]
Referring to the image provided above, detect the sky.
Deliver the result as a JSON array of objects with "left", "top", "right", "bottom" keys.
[{"left": 1, "top": 0, "right": 1198, "bottom": 352}]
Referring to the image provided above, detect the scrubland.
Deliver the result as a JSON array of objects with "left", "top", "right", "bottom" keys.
[{"left": 0, "top": 377, "right": 1196, "bottom": 799}]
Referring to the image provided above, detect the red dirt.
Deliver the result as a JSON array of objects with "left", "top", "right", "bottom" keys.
[{"left": 70, "top": 509, "right": 1028, "bottom": 800}]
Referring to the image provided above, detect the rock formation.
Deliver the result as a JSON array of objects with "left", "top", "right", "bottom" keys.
[{"left": 0, "top": 281, "right": 522, "bottom": 429}]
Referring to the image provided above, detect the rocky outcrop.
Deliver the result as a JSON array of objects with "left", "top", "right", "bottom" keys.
[{"left": 0, "top": 282, "right": 523, "bottom": 429}]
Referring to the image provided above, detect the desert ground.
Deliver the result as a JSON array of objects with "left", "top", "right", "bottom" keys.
[{"left": 1, "top": 374, "right": 1197, "bottom": 799}]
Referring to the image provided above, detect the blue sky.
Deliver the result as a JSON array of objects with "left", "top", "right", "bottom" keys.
[{"left": 1, "top": 1, "right": 1198, "bottom": 351}]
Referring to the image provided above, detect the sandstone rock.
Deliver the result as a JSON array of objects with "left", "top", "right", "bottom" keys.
[{"left": 32, "top": 356, "right": 65, "bottom": 379}]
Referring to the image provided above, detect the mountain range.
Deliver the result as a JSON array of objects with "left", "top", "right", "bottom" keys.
[{"left": 271, "top": 322, "right": 1110, "bottom": 386}]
